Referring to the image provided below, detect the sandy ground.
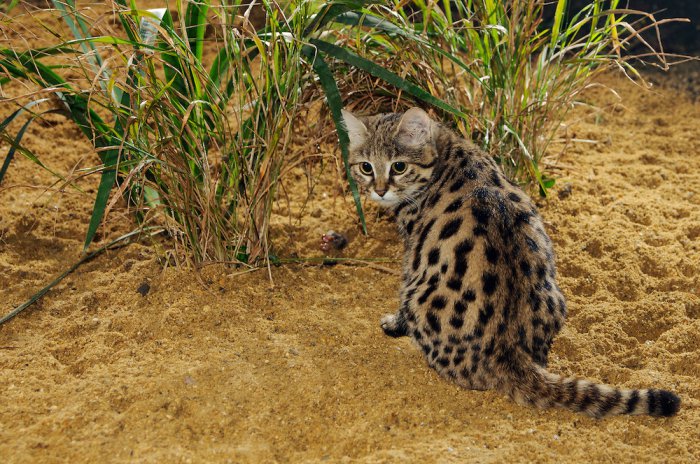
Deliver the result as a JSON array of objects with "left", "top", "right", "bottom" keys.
[{"left": 2, "top": 5, "right": 700, "bottom": 464}]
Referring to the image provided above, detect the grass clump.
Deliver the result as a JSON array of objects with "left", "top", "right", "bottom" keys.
[{"left": 326, "top": 0, "right": 681, "bottom": 193}]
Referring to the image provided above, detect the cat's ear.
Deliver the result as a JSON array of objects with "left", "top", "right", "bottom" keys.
[
  {"left": 341, "top": 109, "right": 368, "bottom": 151},
  {"left": 396, "top": 107, "right": 433, "bottom": 148}
]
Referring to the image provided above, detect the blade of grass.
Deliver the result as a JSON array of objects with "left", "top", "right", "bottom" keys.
[
  {"left": 303, "top": 45, "right": 366, "bottom": 233},
  {"left": 184, "top": 0, "right": 209, "bottom": 62},
  {"left": 0, "top": 109, "right": 67, "bottom": 185}
]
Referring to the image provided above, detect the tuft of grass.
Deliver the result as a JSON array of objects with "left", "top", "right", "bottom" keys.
[
  {"left": 318, "top": 0, "right": 685, "bottom": 195},
  {"left": 0, "top": 0, "right": 464, "bottom": 266}
]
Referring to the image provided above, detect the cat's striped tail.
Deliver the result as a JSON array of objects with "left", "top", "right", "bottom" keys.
[{"left": 505, "top": 354, "right": 680, "bottom": 418}]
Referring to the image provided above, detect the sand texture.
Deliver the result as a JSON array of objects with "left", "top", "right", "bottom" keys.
[{"left": 1, "top": 6, "right": 700, "bottom": 464}]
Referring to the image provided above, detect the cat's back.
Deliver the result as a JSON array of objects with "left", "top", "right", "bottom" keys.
[{"left": 397, "top": 136, "right": 566, "bottom": 378}]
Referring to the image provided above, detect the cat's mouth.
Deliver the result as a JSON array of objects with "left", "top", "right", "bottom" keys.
[{"left": 370, "top": 189, "right": 400, "bottom": 206}]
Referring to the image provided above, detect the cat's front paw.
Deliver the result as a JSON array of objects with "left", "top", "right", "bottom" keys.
[{"left": 380, "top": 313, "right": 408, "bottom": 338}]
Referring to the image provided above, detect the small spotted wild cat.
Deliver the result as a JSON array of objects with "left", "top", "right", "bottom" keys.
[{"left": 342, "top": 107, "right": 680, "bottom": 418}]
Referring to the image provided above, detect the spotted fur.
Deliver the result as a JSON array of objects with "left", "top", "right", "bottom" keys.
[{"left": 342, "top": 107, "right": 680, "bottom": 418}]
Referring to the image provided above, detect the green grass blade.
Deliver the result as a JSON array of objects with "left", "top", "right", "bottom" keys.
[
  {"left": 550, "top": 0, "right": 569, "bottom": 48},
  {"left": 303, "top": 45, "right": 366, "bottom": 233},
  {"left": 1, "top": 109, "right": 71, "bottom": 186},
  {"left": 303, "top": 1, "right": 375, "bottom": 37},
  {"left": 185, "top": 0, "right": 209, "bottom": 61},
  {"left": 83, "top": 148, "right": 119, "bottom": 251},
  {"left": 50, "top": 0, "right": 109, "bottom": 94},
  {"left": 309, "top": 39, "right": 468, "bottom": 119}
]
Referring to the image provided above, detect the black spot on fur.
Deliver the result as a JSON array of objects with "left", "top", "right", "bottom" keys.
[
  {"left": 444, "top": 198, "right": 463, "bottom": 213},
  {"left": 484, "top": 339, "right": 495, "bottom": 357},
  {"left": 405, "top": 221, "right": 414, "bottom": 235},
  {"left": 427, "top": 312, "right": 441, "bottom": 333},
  {"left": 437, "top": 357, "right": 450, "bottom": 368},
  {"left": 417, "top": 285, "right": 437, "bottom": 305},
  {"left": 413, "top": 219, "right": 435, "bottom": 271},
  {"left": 654, "top": 390, "right": 680, "bottom": 417},
  {"left": 533, "top": 336, "right": 544, "bottom": 349},
  {"left": 520, "top": 260, "right": 531, "bottom": 277},
  {"left": 536, "top": 265, "right": 547, "bottom": 280},
  {"left": 625, "top": 391, "right": 640, "bottom": 414},
  {"left": 449, "top": 316, "right": 464, "bottom": 329},
  {"left": 425, "top": 191, "right": 442, "bottom": 209},
  {"left": 490, "top": 171, "right": 502, "bottom": 187},
  {"left": 454, "top": 301, "right": 467, "bottom": 314},
  {"left": 431, "top": 296, "right": 447, "bottom": 310},
  {"left": 578, "top": 384, "right": 601, "bottom": 413},
  {"left": 597, "top": 390, "right": 622, "bottom": 417},
  {"left": 471, "top": 206, "right": 490, "bottom": 226},
  {"left": 546, "top": 296, "right": 556, "bottom": 314},
  {"left": 482, "top": 273, "right": 499, "bottom": 295},
  {"left": 525, "top": 236, "right": 539, "bottom": 252},
  {"left": 478, "top": 303, "right": 494, "bottom": 324},
  {"left": 412, "top": 329, "right": 423, "bottom": 340},
  {"left": 473, "top": 187, "right": 489, "bottom": 200},
  {"left": 439, "top": 218, "right": 463, "bottom": 240},
  {"left": 449, "top": 178, "right": 465, "bottom": 192},
  {"left": 473, "top": 225, "right": 487, "bottom": 236},
  {"left": 514, "top": 211, "right": 530, "bottom": 227},
  {"left": 485, "top": 245, "right": 499, "bottom": 264},
  {"left": 454, "top": 239, "right": 473, "bottom": 277},
  {"left": 462, "top": 290, "right": 476, "bottom": 302},
  {"left": 466, "top": 169, "right": 477, "bottom": 180},
  {"left": 440, "top": 263, "right": 448, "bottom": 274},
  {"left": 427, "top": 248, "right": 440, "bottom": 265},
  {"left": 508, "top": 192, "right": 521, "bottom": 202},
  {"left": 427, "top": 274, "right": 439, "bottom": 286}
]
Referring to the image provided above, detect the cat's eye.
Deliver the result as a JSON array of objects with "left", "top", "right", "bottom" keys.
[
  {"left": 391, "top": 161, "right": 407, "bottom": 174},
  {"left": 359, "top": 162, "right": 373, "bottom": 175}
]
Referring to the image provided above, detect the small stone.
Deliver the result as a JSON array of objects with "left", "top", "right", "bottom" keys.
[
  {"left": 136, "top": 282, "right": 150, "bottom": 297},
  {"left": 558, "top": 183, "right": 573, "bottom": 199}
]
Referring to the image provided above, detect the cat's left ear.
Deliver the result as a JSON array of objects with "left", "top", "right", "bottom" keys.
[
  {"left": 396, "top": 107, "right": 433, "bottom": 148},
  {"left": 341, "top": 109, "right": 368, "bottom": 151}
]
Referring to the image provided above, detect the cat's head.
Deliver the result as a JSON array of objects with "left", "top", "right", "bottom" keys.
[{"left": 341, "top": 107, "right": 437, "bottom": 208}]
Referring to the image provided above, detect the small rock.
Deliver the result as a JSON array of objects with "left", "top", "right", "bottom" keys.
[
  {"left": 558, "top": 183, "right": 573, "bottom": 199},
  {"left": 136, "top": 282, "right": 150, "bottom": 297}
]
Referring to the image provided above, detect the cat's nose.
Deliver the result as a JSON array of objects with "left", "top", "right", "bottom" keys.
[{"left": 375, "top": 188, "right": 387, "bottom": 197}]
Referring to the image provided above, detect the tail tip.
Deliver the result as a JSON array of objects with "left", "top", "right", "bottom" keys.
[{"left": 655, "top": 390, "right": 681, "bottom": 417}]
